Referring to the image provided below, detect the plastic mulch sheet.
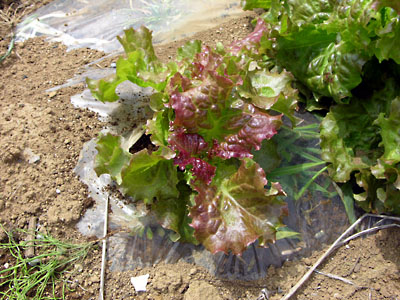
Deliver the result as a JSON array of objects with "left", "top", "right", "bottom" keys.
[
  {"left": 73, "top": 82, "right": 351, "bottom": 280},
  {"left": 16, "top": 0, "right": 244, "bottom": 52}
]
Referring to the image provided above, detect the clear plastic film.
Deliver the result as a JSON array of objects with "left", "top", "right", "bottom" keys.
[
  {"left": 16, "top": 0, "right": 244, "bottom": 52},
  {"left": 74, "top": 84, "right": 351, "bottom": 280}
]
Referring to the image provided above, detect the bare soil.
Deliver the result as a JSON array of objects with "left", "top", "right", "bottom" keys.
[{"left": 1, "top": 1, "right": 399, "bottom": 300}]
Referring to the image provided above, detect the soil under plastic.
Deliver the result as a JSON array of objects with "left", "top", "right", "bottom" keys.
[{"left": 1, "top": 1, "right": 400, "bottom": 299}]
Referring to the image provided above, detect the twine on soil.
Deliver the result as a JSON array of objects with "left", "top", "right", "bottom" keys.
[
  {"left": 280, "top": 213, "right": 400, "bottom": 300},
  {"left": 98, "top": 196, "right": 109, "bottom": 300},
  {"left": 311, "top": 268, "right": 356, "bottom": 286}
]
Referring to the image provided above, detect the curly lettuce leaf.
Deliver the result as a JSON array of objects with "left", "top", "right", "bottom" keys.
[
  {"left": 321, "top": 76, "right": 400, "bottom": 213},
  {"left": 87, "top": 27, "right": 169, "bottom": 102},
  {"left": 239, "top": 68, "right": 300, "bottom": 126},
  {"left": 168, "top": 49, "right": 284, "bottom": 159},
  {"left": 372, "top": 8, "right": 400, "bottom": 64},
  {"left": 375, "top": 97, "right": 400, "bottom": 162},
  {"left": 168, "top": 131, "right": 216, "bottom": 184},
  {"left": 190, "top": 159, "right": 287, "bottom": 255},
  {"left": 229, "top": 18, "right": 270, "bottom": 55},
  {"left": 176, "top": 40, "right": 202, "bottom": 61},
  {"left": 145, "top": 110, "right": 171, "bottom": 147},
  {"left": 212, "top": 107, "right": 282, "bottom": 159},
  {"left": 320, "top": 105, "right": 371, "bottom": 182},
  {"left": 276, "top": 26, "right": 367, "bottom": 102},
  {"left": 248, "top": 0, "right": 400, "bottom": 102}
]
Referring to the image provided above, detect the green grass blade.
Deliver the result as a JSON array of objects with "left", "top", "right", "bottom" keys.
[
  {"left": 295, "top": 166, "right": 328, "bottom": 200},
  {"left": 332, "top": 182, "right": 357, "bottom": 224},
  {"left": 268, "top": 161, "right": 326, "bottom": 177}
]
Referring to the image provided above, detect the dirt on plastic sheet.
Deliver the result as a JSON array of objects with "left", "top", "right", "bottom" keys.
[{"left": 1, "top": 1, "right": 400, "bottom": 299}]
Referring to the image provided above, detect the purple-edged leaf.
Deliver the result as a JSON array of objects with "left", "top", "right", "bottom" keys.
[
  {"left": 190, "top": 159, "right": 287, "bottom": 255},
  {"left": 169, "top": 71, "right": 282, "bottom": 159},
  {"left": 213, "top": 107, "right": 282, "bottom": 159},
  {"left": 230, "top": 18, "right": 269, "bottom": 55},
  {"left": 168, "top": 131, "right": 216, "bottom": 184},
  {"left": 168, "top": 131, "right": 209, "bottom": 155},
  {"left": 169, "top": 72, "right": 239, "bottom": 140}
]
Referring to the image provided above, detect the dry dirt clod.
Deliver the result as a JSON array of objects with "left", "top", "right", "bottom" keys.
[{"left": 184, "top": 281, "right": 223, "bottom": 300}]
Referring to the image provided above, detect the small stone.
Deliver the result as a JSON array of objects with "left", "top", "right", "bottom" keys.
[
  {"left": 64, "top": 139, "right": 71, "bottom": 145},
  {"left": 373, "top": 283, "right": 381, "bottom": 291},
  {"left": 303, "top": 258, "right": 312, "bottom": 266},
  {"left": 189, "top": 268, "right": 197, "bottom": 275},
  {"left": 48, "top": 91, "right": 57, "bottom": 98},
  {"left": 353, "top": 263, "right": 361, "bottom": 273},
  {"left": 22, "top": 148, "right": 40, "bottom": 164},
  {"left": 333, "top": 293, "right": 342, "bottom": 299},
  {"left": 88, "top": 275, "right": 99, "bottom": 284},
  {"left": 74, "top": 264, "right": 83, "bottom": 272},
  {"left": 70, "top": 281, "right": 78, "bottom": 289},
  {"left": 56, "top": 189, "right": 61, "bottom": 194}
]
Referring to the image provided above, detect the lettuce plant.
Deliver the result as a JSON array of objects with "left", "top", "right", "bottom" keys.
[
  {"left": 242, "top": 0, "right": 400, "bottom": 216},
  {"left": 87, "top": 21, "right": 299, "bottom": 254}
]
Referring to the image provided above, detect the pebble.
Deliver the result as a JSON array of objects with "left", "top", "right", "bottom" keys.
[
  {"left": 303, "top": 258, "right": 312, "bottom": 266},
  {"left": 48, "top": 91, "right": 57, "bottom": 98},
  {"left": 74, "top": 263, "right": 83, "bottom": 272},
  {"left": 333, "top": 293, "right": 342, "bottom": 299},
  {"left": 189, "top": 268, "right": 197, "bottom": 275}
]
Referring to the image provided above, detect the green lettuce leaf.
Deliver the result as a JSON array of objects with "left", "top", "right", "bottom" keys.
[
  {"left": 249, "top": 0, "right": 400, "bottom": 102},
  {"left": 120, "top": 150, "right": 179, "bottom": 204},
  {"left": 241, "top": 0, "right": 271, "bottom": 10},
  {"left": 152, "top": 181, "right": 198, "bottom": 244},
  {"left": 94, "top": 134, "right": 132, "bottom": 184},
  {"left": 239, "top": 68, "right": 301, "bottom": 126},
  {"left": 320, "top": 74, "right": 400, "bottom": 213},
  {"left": 375, "top": 97, "right": 400, "bottom": 162},
  {"left": 86, "top": 27, "right": 169, "bottom": 102}
]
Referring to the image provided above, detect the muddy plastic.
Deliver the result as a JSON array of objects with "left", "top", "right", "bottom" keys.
[
  {"left": 16, "top": 0, "right": 244, "bottom": 52},
  {"left": 73, "top": 83, "right": 350, "bottom": 280}
]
